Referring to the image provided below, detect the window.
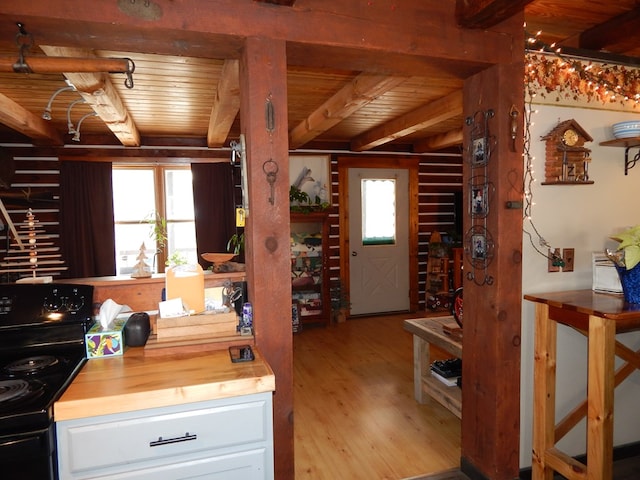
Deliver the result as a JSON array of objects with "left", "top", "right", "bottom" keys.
[
  {"left": 113, "top": 166, "right": 196, "bottom": 274},
  {"left": 361, "top": 178, "right": 396, "bottom": 246}
]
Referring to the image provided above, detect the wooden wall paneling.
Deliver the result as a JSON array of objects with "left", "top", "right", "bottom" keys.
[
  {"left": 0, "top": 149, "right": 66, "bottom": 282},
  {"left": 417, "top": 156, "right": 463, "bottom": 310}
]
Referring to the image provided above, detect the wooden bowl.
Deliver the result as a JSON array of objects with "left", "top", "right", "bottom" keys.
[{"left": 201, "top": 253, "right": 236, "bottom": 263}]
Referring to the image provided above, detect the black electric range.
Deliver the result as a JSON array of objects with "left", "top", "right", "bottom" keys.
[{"left": 0, "top": 283, "right": 94, "bottom": 480}]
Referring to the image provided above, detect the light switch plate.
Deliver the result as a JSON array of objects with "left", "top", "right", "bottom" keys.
[
  {"left": 548, "top": 248, "right": 561, "bottom": 272},
  {"left": 563, "top": 248, "right": 575, "bottom": 272}
]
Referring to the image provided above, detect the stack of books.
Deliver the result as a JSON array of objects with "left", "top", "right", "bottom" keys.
[{"left": 430, "top": 358, "right": 462, "bottom": 387}]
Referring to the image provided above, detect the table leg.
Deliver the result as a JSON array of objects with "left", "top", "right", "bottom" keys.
[
  {"left": 586, "top": 315, "right": 615, "bottom": 480},
  {"left": 413, "top": 334, "right": 429, "bottom": 403},
  {"left": 532, "top": 303, "right": 556, "bottom": 480}
]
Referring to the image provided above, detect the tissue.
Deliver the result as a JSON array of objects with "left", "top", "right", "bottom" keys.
[
  {"left": 98, "top": 298, "right": 130, "bottom": 329},
  {"left": 85, "top": 299, "right": 132, "bottom": 358}
]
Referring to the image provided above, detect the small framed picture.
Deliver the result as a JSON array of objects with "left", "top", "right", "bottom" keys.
[
  {"left": 464, "top": 225, "right": 494, "bottom": 268},
  {"left": 471, "top": 233, "right": 486, "bottom": 260},
  {"left": 471, "top": 184, "right": 488, "bottom": 217},
  {"left": 472, "top": 137, "right": 487, "bottom": 166},
  {"left": 469, "top": 176, "right": 492, "bottom": 218}
]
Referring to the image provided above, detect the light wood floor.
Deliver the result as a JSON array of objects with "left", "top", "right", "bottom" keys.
[{"left": 293, "top": 312, "right": 461, "bottom": 480}]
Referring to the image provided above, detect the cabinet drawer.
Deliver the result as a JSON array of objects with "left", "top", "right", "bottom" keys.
[{"left": 57, "top": 393, "right": 271, "bottom": 475}]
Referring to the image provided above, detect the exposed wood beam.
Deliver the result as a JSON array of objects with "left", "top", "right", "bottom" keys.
[
  {"left": 207, "top": 60, "right": 240, "bottom": 148},
  {"left": 0, "top": 92, "right": 64, "bottom": 145},
  {"left": 413, "top": 128, "right": 463, "bottom": 153},
  {"left": 579, "top": 7, "right": 640, "bottom": 55},
  {"left": 40, "top": 46, "right": 141, "bottom": 147},
  {"left": 289, "top": 73, "right": 408, "bottom": 149},
  {"left": 0, "top": 3, "right": 510, "bottom": 69},
  {"left": 455, "top": 0, "right": 533, "bottom": 28},
  {"left": 351, "top": 90, "right": 463, "bottom": 152},
  {"left": 254, "top": 0, "right": 295, "bottom": 5}
]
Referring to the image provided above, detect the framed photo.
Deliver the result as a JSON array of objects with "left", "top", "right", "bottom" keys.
[
  {"left": 472, "top": 137, "right": 487, "bottom": 166},
  {"left": 469, "top": 176, "right": 492, "bottom": 218},
  {"left": 471, "top": 233, "right": 486, "bottom": 260},
  {"left": 471, "top": 184, "right": 488, "bottom": 217},
  {"left": 289, "top": 155, "right": 331, "bottom": 206},
  {"left": 464, "top": 225, "right": 494, "bottom": 268}
]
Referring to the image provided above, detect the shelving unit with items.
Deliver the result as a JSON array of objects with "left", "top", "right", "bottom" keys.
[{"left": 290, "top": 212, "right": 330, "bottom": 327}]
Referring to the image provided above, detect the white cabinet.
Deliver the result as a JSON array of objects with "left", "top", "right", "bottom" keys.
[{"left": 56, "top": 392, "right": 273, "bottom": 480}]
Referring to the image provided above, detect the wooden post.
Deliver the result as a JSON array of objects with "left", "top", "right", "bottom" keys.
[
  {"left": 460, "top": 12, "right": 524, "bottom": 480},
  {"left": 239, "top": 36, "right": 294, "bottom": 480}
]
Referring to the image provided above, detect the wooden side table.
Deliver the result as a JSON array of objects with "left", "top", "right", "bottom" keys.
[
  {"left": 524, "top": 290, "right": 640, "bottom": 480},
  {"left": 403, "top": 316, "right": 462, "bottom": 418}
]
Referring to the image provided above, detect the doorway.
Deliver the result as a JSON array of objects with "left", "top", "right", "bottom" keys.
[
  {"left": 348, "top": 167, "right": 409, "bottom": 315},
  {"left": 338, "top": 157, "right": 420, "bottom": 316}
]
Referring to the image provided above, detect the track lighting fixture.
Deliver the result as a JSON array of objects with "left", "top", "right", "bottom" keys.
[
  {"left": 72, "top": 112, "right": 97, "bottom": 142},
  {"left": 66, "top": 98, "right": 86, "bottom": 134},
  {"left": 42, "top": 84, "right": 76, "bottom": 120}
]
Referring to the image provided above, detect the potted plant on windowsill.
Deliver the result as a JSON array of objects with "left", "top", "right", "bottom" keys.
[{"left": 609, "top": 225, "right": 640, "bottom": 304}]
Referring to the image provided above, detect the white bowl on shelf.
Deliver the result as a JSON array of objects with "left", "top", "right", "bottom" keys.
[{"left": 612, "top": 121, "right": 640, "bottom": 139}]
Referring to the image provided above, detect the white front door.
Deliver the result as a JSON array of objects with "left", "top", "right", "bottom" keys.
[{"left": 348, "top": 167, "right": 410, "bottom": 315}]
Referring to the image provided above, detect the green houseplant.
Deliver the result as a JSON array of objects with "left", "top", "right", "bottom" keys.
[{"left": 610, "top": 225, "right": 640, "bottom": 270}]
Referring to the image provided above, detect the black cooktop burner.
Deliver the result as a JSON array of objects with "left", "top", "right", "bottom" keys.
[
  {"left": 0, "top": 378, "right": 45, "bottom": 407},
  {"left": 4, "top": 355, "right": 60, "bottom": 375}
]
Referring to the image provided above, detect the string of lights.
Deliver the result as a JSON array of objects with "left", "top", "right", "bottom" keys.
[
  {"left": 525, "top": 30, "right": 640, "bottom": 107},
  {"left": 521, "top": 28, "right": 639, "bottom": 266}
]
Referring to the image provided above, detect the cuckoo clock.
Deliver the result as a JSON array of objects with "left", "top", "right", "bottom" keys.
[{"left": 541, "top": 119, "right": 594, "bottom": 184}]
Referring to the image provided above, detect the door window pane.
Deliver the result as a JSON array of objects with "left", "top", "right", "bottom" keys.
[{"left": 361, "top": 178, "right": 396, "bottom": 246}]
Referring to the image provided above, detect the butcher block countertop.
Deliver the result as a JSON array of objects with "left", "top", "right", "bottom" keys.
[{"left": 53, "top": 346, "right": 275, "bottom": 421}]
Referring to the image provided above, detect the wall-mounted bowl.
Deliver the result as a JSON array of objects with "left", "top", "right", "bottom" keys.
[{"left": 612, "top": 121, "right": 640, "bottom": 139}]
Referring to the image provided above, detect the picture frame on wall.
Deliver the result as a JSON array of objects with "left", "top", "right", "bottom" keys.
[
  {"left": 469, "top": 175, "right": 492, "bottom": 218},
  {"left": 289, "top": 155, "right": 331, "bottom": 206}
]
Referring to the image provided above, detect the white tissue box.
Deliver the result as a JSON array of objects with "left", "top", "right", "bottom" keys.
[
  {"left": 85, "top": 317, "right": 127, "bottom": 358},
  {"left": 592, "top": 252, "right": 623, "bottom": 293}
]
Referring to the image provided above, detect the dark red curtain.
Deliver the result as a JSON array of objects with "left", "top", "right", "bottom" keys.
[
  {"left": 191, "top": 162, "right": 237, "bottom": 269},
  {"left": 59, "top": 161, "right": 116, "bottom": 278}
]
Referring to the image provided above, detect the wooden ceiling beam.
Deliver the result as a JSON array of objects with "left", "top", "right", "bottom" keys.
[
  {"left": 40, "top": 46, "right": 141, "bottom": 147},
  {"left": 254, "top": 0, "right": 296, "bottom": 5},
  {"left": 207, "top": 59, "right": 240, "bottom": 148},
  {"left": 579, "top": 7, "right": 640, "bottom": 54},
  {"left": 289, "top": 73, "right": 408, "bottom": 149},
  {"left": 350, "top": 90, "right": 463, "bottom": 152},
  {"left": 413, "top": 128, "right": 463, "bottom": 153},
  {"left": 455, "top": 0, "right": 534, "bottom": 28},
  {"left": 0, "top": 91, "right": 64, "bottom": 145}
]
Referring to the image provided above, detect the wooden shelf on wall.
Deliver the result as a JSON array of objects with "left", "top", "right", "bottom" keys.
[{"left": 600, "top": 136, "right": 640, "bottom": 176}]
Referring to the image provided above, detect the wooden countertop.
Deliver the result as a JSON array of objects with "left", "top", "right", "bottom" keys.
[
  {"left": 524, "top": 289, "right": 640, "bottom": 333},
  {"left": 53, "top": 346, "right": 275, "bottom": 421}
]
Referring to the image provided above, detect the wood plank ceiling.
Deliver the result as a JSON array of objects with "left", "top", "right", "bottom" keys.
[{"left": 0, "top": 0, "right": 638, "bottom": 154}]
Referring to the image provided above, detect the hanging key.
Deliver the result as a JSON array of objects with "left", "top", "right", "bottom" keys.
[{"left": 263, "top": 159, "right": 279, "bottom": 205}]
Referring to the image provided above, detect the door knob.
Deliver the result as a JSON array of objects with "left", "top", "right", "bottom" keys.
[{"left": 351, "top": 251, "right": 358, "bottom": 256}]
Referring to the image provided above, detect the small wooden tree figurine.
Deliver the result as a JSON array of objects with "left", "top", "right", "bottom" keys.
[{"left": 131, "top": 242, "right": 152, "bottom": 278}]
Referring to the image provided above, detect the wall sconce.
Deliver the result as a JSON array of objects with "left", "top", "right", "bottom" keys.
[
  {"left": 42, "top": 84, "right": 76, "bottom": 120},
  {"left": 66, "top": 98, "right": 86, "bottom": 134},
  {"left": 72, "top": 112, "right": 97, "bottom": 142}
]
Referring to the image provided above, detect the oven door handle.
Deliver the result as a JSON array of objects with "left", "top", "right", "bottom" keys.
[{"left": 149, "top": 432, "right": 197, "bottom": 447}]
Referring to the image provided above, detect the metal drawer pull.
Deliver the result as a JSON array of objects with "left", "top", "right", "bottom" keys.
[{"left": 149, "top": 432, "right": 197, "bottom": 447}]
